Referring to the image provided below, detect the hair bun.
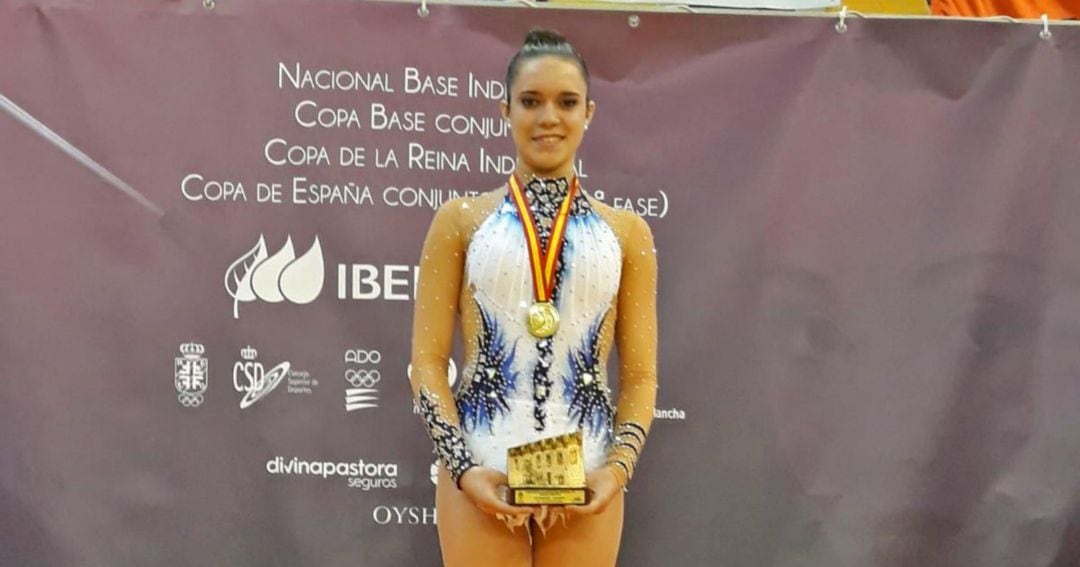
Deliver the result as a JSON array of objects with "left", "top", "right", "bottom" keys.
[
  {"left": 504, "top": 27, "right": 589, "bottom": 101},
  {"left": 523, "top": 28, "right": 568, "bottom": 48}
]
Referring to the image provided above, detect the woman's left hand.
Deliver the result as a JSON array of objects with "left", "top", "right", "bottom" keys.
[{"left": 568, "top": 465, "right": 622, "bottom": 516}]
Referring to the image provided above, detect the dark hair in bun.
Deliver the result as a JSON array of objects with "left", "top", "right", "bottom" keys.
[{"left": 504, "top": 28, "right": 590, "bottom": 102}]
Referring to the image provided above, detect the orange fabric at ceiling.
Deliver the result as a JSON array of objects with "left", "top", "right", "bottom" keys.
[{"left": 932, "top": 0, "right": 1079, "bottom": 18}]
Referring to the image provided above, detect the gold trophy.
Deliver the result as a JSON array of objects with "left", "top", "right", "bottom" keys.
[{"left": 506, "top": 431, "right": 589, "bottom": 505}]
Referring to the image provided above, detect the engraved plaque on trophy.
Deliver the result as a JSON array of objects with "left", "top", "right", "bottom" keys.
[{"left": 506, "top": 431, "right": 589, "bottom": 506}]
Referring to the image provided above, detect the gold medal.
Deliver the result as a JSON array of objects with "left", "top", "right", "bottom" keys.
[
  {"left": 508, "top": 174, "right": 579, "bottom": 339},
  {"left": 527, "top": 302, "right": 560, "bottom": 338}
]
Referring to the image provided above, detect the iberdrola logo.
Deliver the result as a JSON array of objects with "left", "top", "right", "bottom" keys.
[{"left": 224, "top": 235, "right": 324, "bottom": 319}]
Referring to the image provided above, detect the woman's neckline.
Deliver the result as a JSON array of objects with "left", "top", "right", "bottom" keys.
[
  {"left": 517, "top": 173, "right": 573, "bottom": 186},
  {"left": 504, "top": 175, "right": 594, "bottom": 216},
  {"left": 512, "top": 175, "right": 581, "bottom": 204}
]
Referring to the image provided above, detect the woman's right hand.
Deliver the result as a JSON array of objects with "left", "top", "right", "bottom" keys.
[{"left": 458, "top": 466, "right": 533, "bottom": 518}]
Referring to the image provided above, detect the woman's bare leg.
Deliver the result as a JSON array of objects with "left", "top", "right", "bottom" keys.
[
  {"left": 532, "top": 492, "right": 625, "bottom": 567},
  {"left": 435, "top": 467, "right": 533, "bottom": 567}
]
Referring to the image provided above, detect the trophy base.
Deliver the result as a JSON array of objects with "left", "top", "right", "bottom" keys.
[{"left": 510, "top": 487, "right": 589, "bottom": 506}]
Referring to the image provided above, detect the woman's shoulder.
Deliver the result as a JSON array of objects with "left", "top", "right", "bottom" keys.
[
  {"left": 587, "top": 196, "right": 653, "bottom": 240},
  {"left": 430, "top": 186, "right": 508, "bottom": 231},
  {"left": 468, "top": 186, "right": 509, "bottom": 208}
]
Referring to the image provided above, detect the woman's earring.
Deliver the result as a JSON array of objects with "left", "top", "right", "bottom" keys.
[{"left": 585, "top": 123, "right": 590, "bottom": 131}]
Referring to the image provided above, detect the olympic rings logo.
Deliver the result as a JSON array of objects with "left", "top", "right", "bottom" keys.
[
  {"left": 346, "top": 369, "right": 382, "bottom": 388},
  {"left": 344, "top": 349, "right": 381, "bottom": 365},
  {"left": 178, "top": 393, "right": 205, "bottom": 408}
]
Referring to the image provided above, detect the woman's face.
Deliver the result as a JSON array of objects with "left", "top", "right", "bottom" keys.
[{"left": 501, "top": 55, "right": 595, "bottom": 179}]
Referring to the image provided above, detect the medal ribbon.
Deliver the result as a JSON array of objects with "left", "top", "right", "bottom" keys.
[{"left": 508, "top": 174, "right": 578, "bottom": 303}]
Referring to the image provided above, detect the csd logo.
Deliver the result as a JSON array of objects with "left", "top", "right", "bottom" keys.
[{"left": 232, "top": 346, "right": 290, "bottom": 409}]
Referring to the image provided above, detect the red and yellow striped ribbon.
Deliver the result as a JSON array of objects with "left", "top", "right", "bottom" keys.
[{"left": 507, "top": 174, "right": 579, "bottom": 303}]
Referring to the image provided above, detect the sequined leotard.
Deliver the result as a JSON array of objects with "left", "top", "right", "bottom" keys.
[{"left": 411, "top": 177, "right": 657, "bottom": 487}]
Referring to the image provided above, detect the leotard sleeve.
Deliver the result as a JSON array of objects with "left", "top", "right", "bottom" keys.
[
  {"left": 409, "top": 199, "right": 477, "bottom": 486},
  {"left": 605, "top": 213, "right": 659, "bottom": 487}
]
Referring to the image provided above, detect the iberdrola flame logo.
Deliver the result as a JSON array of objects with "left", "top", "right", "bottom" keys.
[{"left": 224, "top": 235, "right": 324, "bottom": 318}]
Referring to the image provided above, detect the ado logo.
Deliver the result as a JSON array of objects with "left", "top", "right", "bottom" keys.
[
  {"left": 345, "top": 349, "right": 382, "bottom": 365},
  {"left": 233, "top": 345, "right": 291, "bottom": 409},
  {"left": 345, "top": 349, "right": 381, "bottom": 412},
  {"left": 225, "top": 235, "right": 324, "bottom": 319}
]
